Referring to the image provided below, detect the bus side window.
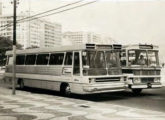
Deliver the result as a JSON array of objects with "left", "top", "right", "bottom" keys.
[
  {"left": 120, "top": 51, "right": 126, "bottom": 66},
  {"left": 16, "top": 55, "right": 25, "bottom": 65},
  {"left": 25, "top": 55, "right": 36, "bottom": 65},
  {"left": 73, "top": 52, "right": 80, "bottom": 75},
  {"left": 36, "top": 54, "right": 49, "bottom": 65},
  {"left": 49, "top": 53, "right": 64, "bottom": 65},
  {"left": 64, "top": 52, "right": 73, "bottom": 65}
]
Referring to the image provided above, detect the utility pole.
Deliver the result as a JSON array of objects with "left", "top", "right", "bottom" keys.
[{"left": 12, "top": 0, "right": 17, "bottom": 95}]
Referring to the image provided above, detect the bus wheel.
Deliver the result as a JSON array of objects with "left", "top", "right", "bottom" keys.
[
  {"left": 60, "top": 83, "right": 71, "bottom": 96},
  {"left": 132, "top": 89, "right": 142, "bottom": 94}
]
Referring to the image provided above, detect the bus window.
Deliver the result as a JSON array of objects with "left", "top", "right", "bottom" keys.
[
  {"left": 64, "top": 52, "right": 73, "bottom": 65},
  {"left": 95, "top": 51, "right": 106, "bottom": 68},
  {"left": 16, "top": 55, "right": 25, "bottom": 65},
  {"left": 73, "top": 52, "right": 80, "bottom": 75},
  {"left": 106, "top": 51, "right": 119, "bottom": 68},
  {"left": 36, "top": 54, "right": 49, "bottom": 65},
  {"left": 25, "top": 55, "right": 36, "bottom": 65},
  {"left": 128, "top": 50, "right": 147, "bottom": 66},
  {"left": 49, "top": 53, "right": 64, "bottom": 65},
  {"left": 120, "top": 50, "right": 126, "bottom": 66}
]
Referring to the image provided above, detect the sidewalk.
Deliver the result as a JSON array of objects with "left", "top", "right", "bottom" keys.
[{"left": 0, "top": 87, "right": 165, "bottom": 120}]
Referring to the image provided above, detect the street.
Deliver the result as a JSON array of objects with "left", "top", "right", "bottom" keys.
[
  {"left": 84, "top": 88, "right": 165, "bottom": 112},
  {"left": 15, "top": 85, "right": 165, "bottom": 113},
  {"left": 0, "top": 84, "right": 165, "bottom": 120},
  {"left": 0, "top": 71, "right": 165, "bottom": 120}
]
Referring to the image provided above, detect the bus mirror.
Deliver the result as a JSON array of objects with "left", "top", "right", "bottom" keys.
[{"left": 83, "top": 65, "right": 89, "bottom": 69}]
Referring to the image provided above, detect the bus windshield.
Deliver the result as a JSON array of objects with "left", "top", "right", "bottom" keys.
[
  {"left": 148, "top": 50, "right": 159, "bottom": 66},
  {"left": 82, "top": 50, "right": 120, "bottom": 76},
  {"left": 106, "top": 51, "right": 120, "bottom": 68},
  {"left": 128, "top": 50, "right": 159, "bottom": 66},
  {"left": 82, "top": 51, "right": 106, "bottom": 68}
]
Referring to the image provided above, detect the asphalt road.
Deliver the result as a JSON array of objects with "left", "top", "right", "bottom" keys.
[{"left": 85, "top": 88, "right": 165, "bottom": 112}]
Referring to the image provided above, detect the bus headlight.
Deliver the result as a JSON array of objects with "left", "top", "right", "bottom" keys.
[
  {"left": 89, "top": 78, "right": 95, "bottom": 83},
  {"left": 133, "top": 78, "right": 141, "bottom": 83},
  {"left": 154, "top": 78, "right": 160, "bottom": 83}
]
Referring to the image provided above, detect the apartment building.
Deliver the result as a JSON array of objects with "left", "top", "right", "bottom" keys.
[
  {"left": 63, "top": 31, "right": 102, "bottom": 45},
  {"left": 0, "top": 14, "right": 62, "bottom": 49}
]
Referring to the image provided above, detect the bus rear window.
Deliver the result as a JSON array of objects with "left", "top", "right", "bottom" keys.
[
  {"left": 16, "top": 55, "right": 25, "bottom": 65},
  {"left": 25, "top": 55, "right": 36, "bottom": 65}
]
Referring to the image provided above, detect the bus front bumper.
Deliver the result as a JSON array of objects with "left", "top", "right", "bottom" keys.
[
  {"left": 83, "top": 83, "right": 126, "bottom": 93},
  {"left": 129, "top": 83, "right": 162, "bottom": 89}
]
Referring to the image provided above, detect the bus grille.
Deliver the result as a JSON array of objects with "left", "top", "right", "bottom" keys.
[
  {"left": 95, "top": 77, "right": 120, "bottom": 82},
  {"left": 141, "top": 78, "right": 154, "bottom": 83},
  {"left": 134, "top": 70, "right": 160, "bottom": 75}
]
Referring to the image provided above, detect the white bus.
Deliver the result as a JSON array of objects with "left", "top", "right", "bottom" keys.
[
  {"left": 120, "top": 44, "right": 162, "bottom": 94},
  {"left": 4, "top": 44, "right": 125, "bottom": 95}
]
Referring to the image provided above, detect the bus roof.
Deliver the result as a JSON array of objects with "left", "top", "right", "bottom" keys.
[
  {"left": 122, "top": 44, "right": 159, "bottom": 50},
  {"left": 6, "top": 44, "right": 122, "bottom": 55}
]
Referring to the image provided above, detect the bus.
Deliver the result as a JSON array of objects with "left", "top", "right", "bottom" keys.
[
  {"left": 4, "top": 44, "right": 125, "bottom": 95},
  {"left": 120, "top": 44, "right": 162, "bottom": 94}
]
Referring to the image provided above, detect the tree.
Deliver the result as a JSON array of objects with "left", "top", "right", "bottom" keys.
[{"left": 0, "top": 37, "right": 22, "bottom": 66}]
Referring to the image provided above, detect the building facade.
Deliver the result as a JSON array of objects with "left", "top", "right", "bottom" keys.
[
  {"left": 41, "top": 21, "right": 62, "bottom": 47},
  {"left": 0, "top": 14, "right": 62, "bottom": 49},
  {"left": 63, "top": 32, "right": 102, "bottom": 45}
]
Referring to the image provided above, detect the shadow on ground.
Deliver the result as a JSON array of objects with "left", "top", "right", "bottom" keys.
[{"left": 15, "top": 86, "right": 163, "bottom": 102}]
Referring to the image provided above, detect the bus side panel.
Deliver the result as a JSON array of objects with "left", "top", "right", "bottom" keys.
[
  {"left": 70, "top": 83, "right": 85, "bottom": 94},
  {"left": 6, "top": 65, "right": 63, "bottom": 76},
  {"left": 23, "top": 79, "right": 61, "bottom": 91},
  {"left": 70, "top": 76, "right": 89, "bottom": 94}
]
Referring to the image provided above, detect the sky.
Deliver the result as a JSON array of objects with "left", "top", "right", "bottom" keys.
[{"left": 0, "top": 0, "right": 165, "bottom": 60}]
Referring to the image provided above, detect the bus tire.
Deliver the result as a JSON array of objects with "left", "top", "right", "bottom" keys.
[
  {"left": 60, "top": 83, "right": 71, "bottom": 96},
  {"left": 18, "top": 79, "right": 24, "bottom": 89},
  {"left": 132, "top": 89, "right": 142, "bottom": 94}
]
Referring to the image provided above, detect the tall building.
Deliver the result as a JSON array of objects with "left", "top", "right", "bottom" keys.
[
  {"left": 41, "top": 21, "right": 62, "bottom": 47},
  {"left": 0, "top": 14, "right": 62, "bottom": 49},
  {"left": 63, "top": 32, "right": 102, "bottom": 45}
]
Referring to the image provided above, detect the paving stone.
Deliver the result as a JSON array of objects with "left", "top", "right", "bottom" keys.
[{"left": 0, "top": 87, "right": 165, "bottom": 120}]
